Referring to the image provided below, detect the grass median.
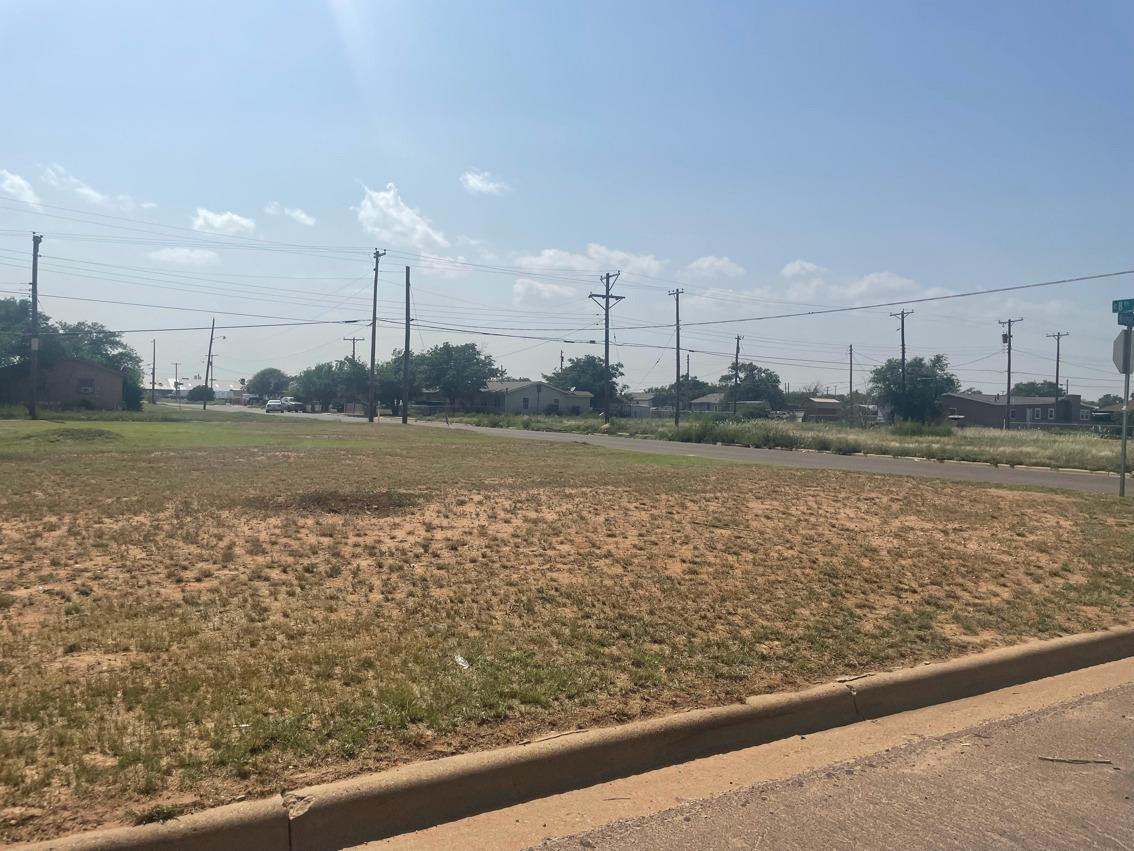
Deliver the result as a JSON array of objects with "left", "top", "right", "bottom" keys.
[
  {"left": 1, "top": 413, "right": 1132, "bottom": 842},
  {"left": 438, "top": 413, "right": 1128, "bottom": 472}
]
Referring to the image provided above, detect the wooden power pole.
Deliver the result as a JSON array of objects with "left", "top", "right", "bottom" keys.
[
  {"left": 368, "top": 248, "right": 386, "bottom": 422},
  {"left": 402, "top": 265, "right": 411, "bottom": 424},
  {"left": 588, "top": 271, "right": 623, "bottom": 424},
  {"left": 29, "top": 233, "right": 42, "bottom": 420},
  {"left": 669, "top": 288, "right": 683, "bottom": 426}
]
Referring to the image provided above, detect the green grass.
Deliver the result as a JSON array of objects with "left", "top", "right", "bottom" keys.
[
  {"left": 437, "top": 413, "right": 1127, "bottom": 472},
  {"left": 1, "top": 414, "right": 1132, "bottom": 842}
]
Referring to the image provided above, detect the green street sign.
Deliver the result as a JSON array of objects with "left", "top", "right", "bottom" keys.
[
  {"left": 1121, "top": 311, "right": 1134, "bottom": 327},
  {"left": 1113, "top": 298, "right": 1134, "bottom": 313}
]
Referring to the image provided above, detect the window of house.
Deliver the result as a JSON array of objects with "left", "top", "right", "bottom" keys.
[
  {"left": 1034, "top": 407, "right": 1042, "bottom": 419},
  {"left": 1009, "top": 409, "right": 1017, "bottom": 419},
  {"left": 77, "top": 377, "right": 95, "bottom": 395},
  {"left": 1047, "top": 408, "right": 1054, "bottom": 419},
  {"left": 948, "top": 407, "right": 958, "bottom": 415},
  {"left": 522, "top": 397, "right": 529, "bottom": 410},
  {"left": 1081, "top": 410, "right": 1090, "bottom": 420}
]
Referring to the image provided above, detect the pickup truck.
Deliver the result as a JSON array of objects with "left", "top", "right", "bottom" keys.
[{"left": 281, "top": 396, "right": 305, "bottom": 413}]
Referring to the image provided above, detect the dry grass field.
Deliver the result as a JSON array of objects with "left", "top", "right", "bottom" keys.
[{"left": 1, "top": 414, "right": 1132, "bottom": 842}]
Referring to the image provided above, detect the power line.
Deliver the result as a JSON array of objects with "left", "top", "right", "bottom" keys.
[{"left": 618, "top": 270, "right": 1134, "bottom": 330}]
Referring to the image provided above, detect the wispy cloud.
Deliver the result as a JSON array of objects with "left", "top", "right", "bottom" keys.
[
  {"left": 515, "top": 243, "right": 666, "bottom": 278},
  {"left": 40, "top": 164, "right": 154, "bottom": 211},
  {"left": 687, "top": 255, "right": 745, "bottom": 278},
  {"left": 461, "top": 169, "right": 510, "bottom": 196},
  {"left": 191, "top": 208, "right": 256, "bottom": 236},
  {"left": 512, "top": 278, "right": 576, "bottom": 305},
  {"left": 356, "top": 183, "right": 449, "bottom": 251},
  {"left": 0, "top": 169, "right": 41, "bottom": 209},
  {"left": 264, "top": 201, "right": 316, "bottom": 226},
  {"left": 780, "top": 259, "right": 827, "bottom": 279},
  {"left": 146, "top": 247, "right": 220, "bottom": 266}
]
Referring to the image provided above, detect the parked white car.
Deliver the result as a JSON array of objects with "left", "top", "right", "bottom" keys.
[{"left": 264, "top": 399, "right": 286, "bottom": 413}]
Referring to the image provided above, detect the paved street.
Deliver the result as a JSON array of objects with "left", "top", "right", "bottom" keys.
[
  {"left": 541, "top": 678, "right": 1134, "bottom": 851},
  {"left": 367, "top": 660, "right": 1134, "bottom": 851}
]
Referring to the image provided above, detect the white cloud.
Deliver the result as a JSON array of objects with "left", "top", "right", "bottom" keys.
[
  {"left": 264, "top": 201, "right": 316, "bottom": 226},
  {"left": 515, "top": 243, "right": 666, "bottom": 278},
  {"left": 0, "top": 169, "right": 41, "bottom": 209},
  {"left": 40, "top": 164, "right": 153, "bottom": 212},
  {"left": 512, "top": 278, "right": 576, "bottom": 305},
  {"left": 460, "top": 169, "right": 510, "bottom": 196},
  {"left": 191, "top": 207, "right": 256, "bottom": 236},
  {"left": 146, "top": 247, "right": 220, "bottom": 266},
  {"left": 356, "top": 183, "right": 449, "bottom": 251},
  {"left": 781, "top": 259, "right": 827, "bottom": 279},
  {"left": 687, "top": 255, "right": 745, "bottom": 278},
  {"left": 841, "top": 271, "right": 920, "bottom": 300}
]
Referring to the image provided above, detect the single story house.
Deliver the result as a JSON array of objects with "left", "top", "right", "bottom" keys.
[
  {"left": 0, "top": 357, "right": 125, "bottom": 410},
  {"left": 690, "top": 392, "right": 726, "bottom": 412},
  {"left": 1095, "top": 400, "right": 1133, "bottom": 421},
  {"left": 801, "top": 397, "right": 842, "bottom": 422},
  {"left": 470, "top": 380, "right": 593, "bottom": 415},
  {"left": 941, "top": 392, "right": 1081, "bottom": 428}
]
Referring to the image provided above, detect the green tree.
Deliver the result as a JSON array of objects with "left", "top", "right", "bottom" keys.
[
  {"left": 375, "top": 350, "right": 421, "bottom": 415},
  {"left": 1011, "top": 380, "right": 1061, "bottom": 397},
  {"left": 292, "top": 362, "right": 340, "bottom": 410},
  {"left": 419, "top": 343, "right": 503, "bottom": 408},
  {"left": 719, "top": 363, "right": 786, "bottom": 409},
  {"left": 647, "top": 376, "right": 717, "bottom": 409},
  {"left": 186, "top": 384, "right": 214, "bottom": 402},
  {"left": 869, "top": 354, "right": 960, "bottom": 422},
  {"left": 544, "top": 355, "right": 624, "bottom": 410},
  {"left": 1096, "top": 393, "right": 1124, "bottom": 407},
  {"left": 335, "top": 357, "right": 369, "bottom": 404},
  {"left": 246, "top": 367, "right": 291, "bottom": 398},
  {"left": 0, "top": 297, "right": 36, "bottom": 368}
]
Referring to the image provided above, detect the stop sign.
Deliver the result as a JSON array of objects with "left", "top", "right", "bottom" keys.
[{"left": 1114, "top": 329, "right": 1134, "bottom": 375}]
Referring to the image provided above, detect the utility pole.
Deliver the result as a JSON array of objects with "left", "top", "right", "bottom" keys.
[
  {"left": 344, "top": 336, "right": 364, "bottom": 360},
  {"left": 367, "top": 248, "right": 386, "bottom": 423},
  {"left": 150, "top": 339, "right": 156, "bottom": 405},
  {"left": 848, "top": 344, "right": 854, "bottom": 423},
  {"left": 402, "top": 266, "right": 411, "bottom": 424},
  {"left": 588, "top": 271, "right": 623, "bottom": 424},
  {"left": 890, "top": 309, "right": 913, "bottom": 392},
  {"left": 172, "top": 362, "right": 181, "bottom": 408},
  {"left": 28, "top": 233, "right": 42, "bottom": 420},
  {"left": 203, "top": 317, "right": 216, "bottom": 411},
  {"left": 685, "top": 352, "right": 690, "bottom": 382},
  {"left": 732, "top": 335, "right": 742, "bottom": 416},
  {"left": 560, "top": 350, "right": 564, "bottom": 371},
  {"left": 999, "top": 318, "right": 1023, "bottom": 429},
  {"left": 1046, "top": 331, "right": 1068, "bottom": 420},
  {"left": 669, "top": 289, "right": 683, "bottom": 426}
]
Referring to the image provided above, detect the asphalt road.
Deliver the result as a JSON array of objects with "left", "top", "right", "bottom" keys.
[
  {"left": 541, "top": 679, "right": 1134, "bottom": 851},
  {"left": 213, "top": 405, "right": 1124, "bottom": 495}
]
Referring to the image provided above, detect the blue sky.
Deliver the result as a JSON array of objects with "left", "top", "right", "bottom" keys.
[{"left": 1, "top": 0, "right": 1132, "bottom": 396}]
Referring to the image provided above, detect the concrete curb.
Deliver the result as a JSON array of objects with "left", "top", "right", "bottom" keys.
[
  {"left": 15, "top": 627, "right": 1134, "bottom": 851},
  {"left": 13, "top": 796, "right": 289, "bottom": 851}
]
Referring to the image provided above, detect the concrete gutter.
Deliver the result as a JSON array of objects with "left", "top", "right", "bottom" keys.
[{"left": 15, "top": 626, "right": 1134, "bottom": 851}]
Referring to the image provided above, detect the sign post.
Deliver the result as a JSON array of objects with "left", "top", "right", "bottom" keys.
[{"left": 1113, "top": 324, "right": 1134, "bottom": 496}]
